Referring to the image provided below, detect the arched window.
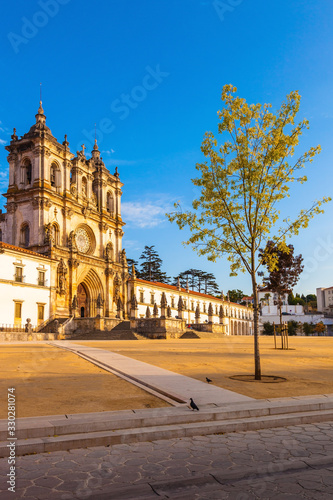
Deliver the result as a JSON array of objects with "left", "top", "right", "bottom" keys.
[
  {"left": 50, "top": 164, "right": 56, "bottom": 187},
  {"left": 51, "top": 224, "right": 59, "bottom": 245},
  {"left": 20, "top": 224, "right": 30, "bottom": 247},
  {"left": 50, "top": 162, "right": 61, "bottom": 188},
  {"left": 21, "top": 159, "right": 32, "bottom": 186},
  {"left": 106, "top": 192, "right": 114, "bottom": 214},
  {"left": 82, "top": 177, "right": 87, "bottom": 197}
]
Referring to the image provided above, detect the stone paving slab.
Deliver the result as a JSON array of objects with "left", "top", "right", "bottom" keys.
[
  {"left": 50, "top": 341, "right": 253, "bottom": 405},
  {"left": 1, "top": 421, "right": 333, "bottom": 499}
]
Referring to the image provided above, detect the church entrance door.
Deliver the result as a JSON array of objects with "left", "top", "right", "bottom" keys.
[{"left": 77, "top": 283, "right": 89, "bottom": 317}]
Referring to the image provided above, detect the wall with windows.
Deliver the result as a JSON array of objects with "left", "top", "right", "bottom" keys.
[
  {"left": 0, "top": 244, "right": 51, "bottom": 326},
  {"left": 317, "top": 286, "right": 333, "bottom": 313},
  {"left": 131, "top": 279, "right": 253, "bottom": 335}
]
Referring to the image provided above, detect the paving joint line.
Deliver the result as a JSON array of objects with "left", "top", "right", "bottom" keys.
[{"left": 47, "top": 341, "right": 186, "bottom": 406}]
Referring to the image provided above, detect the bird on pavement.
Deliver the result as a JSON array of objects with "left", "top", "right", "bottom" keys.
[
  {"left": 190, "top": 398, "right": 199, "bottom": 411},
  {"left": 206, "top": 377, "right": 212, "bottom": 383}
]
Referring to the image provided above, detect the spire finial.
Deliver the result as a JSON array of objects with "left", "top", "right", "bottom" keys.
[
  {"left": 93, "top": 124, "right": 99, "bottom": 150},
  {"left": 38, "top": 83, "right": 44, "bottom": 114}
]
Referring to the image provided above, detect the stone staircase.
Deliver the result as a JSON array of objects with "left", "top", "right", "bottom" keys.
[
  {"left": 180, "top": 328, "right": 224, "bottom": 339},
  {"left": 38, "top": 317, "right": 69, "bottom": 333},
  {"left": 2, "top": 395, "right": 333, "bottom": 457},
  {"left": 68, "top": 321, "right": 138, "bottom": 341}
]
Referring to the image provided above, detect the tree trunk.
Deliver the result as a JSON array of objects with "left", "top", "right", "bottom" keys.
[
  {"left": 251, "top": 266, "right": 261, "bottom": 380},
  {"left": 279, "top": 295, "right": 283, "bottom": 331}
]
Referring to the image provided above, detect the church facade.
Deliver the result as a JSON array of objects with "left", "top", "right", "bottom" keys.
[
  {"left": 0, "top": 101, "right": 129, "bottom": 323},
  {"left": 0, "top": 102, "right": 253, "bottom": 335}
]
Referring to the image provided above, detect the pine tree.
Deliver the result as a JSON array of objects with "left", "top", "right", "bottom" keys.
[
  {"left": 139, "top": 246, "right": 170, "bottom": 283},
  {"left": 172, "top": 269, "right": 219, "bottom": 295},
  {"left": 203, "top": 272, "right": 220, "bottom": 295},
  {"left": 127, "top": 258, "right": 141, "bottom": 278}
]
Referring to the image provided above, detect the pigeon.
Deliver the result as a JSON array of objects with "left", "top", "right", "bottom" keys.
[
  {"left": 190, "top": 398, "right": 199, "bottom": 411},
  {"left": 206, "top": 377, "right": 212, "bottom": 383}
]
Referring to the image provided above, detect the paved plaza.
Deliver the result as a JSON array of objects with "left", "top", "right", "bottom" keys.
[
  {"left": 1, "top": 421, "right": 333, "bottom": 499},
  {"left": 1, "top": 340, "right": 333, "bottom": 498}
]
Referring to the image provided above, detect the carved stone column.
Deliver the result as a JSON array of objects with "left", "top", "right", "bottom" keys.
[
  {"left": 178, "top": 296, "right": 184, "bottom": 320},
  {"left": 160, "top": 292, "right": 167, "bottom": 319},
  {"left": 208, "top": 302, "right": 214, "bottom": 324},
  {"left": 195, "top": 304, "right": 200, "bottom": 324},
  {"left": 219, "top": 304, "right": 224, "bottom": 325}
]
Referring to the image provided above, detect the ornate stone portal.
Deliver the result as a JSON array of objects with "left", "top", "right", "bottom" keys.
[{"left": 0, "top": 101, "right": 129, "bottom": 320}]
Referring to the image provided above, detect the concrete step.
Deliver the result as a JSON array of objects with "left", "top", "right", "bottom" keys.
[
  {"left": 2, "top": 397, "right": 333, "bottom": 442},
  {"left": 1, "top": 396, "right": 333, "bottom": 457},
  {"left": 68, "top": 330, "right": 138, "bottom": 341},
  {"left": 2, "top": 407, "right": 333, "bottom": 457}
]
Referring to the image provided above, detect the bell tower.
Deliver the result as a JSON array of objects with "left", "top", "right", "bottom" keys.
[{"left": 1, "top": 101, "right": 129, "bottom": 319}]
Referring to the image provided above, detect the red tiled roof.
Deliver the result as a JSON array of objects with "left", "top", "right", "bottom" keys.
[
  {"left": 0, "top": 242, "right": 51, "bottom": 259},
  {"left": 134, "top": 278, "right": 248, "bottom": 307}
]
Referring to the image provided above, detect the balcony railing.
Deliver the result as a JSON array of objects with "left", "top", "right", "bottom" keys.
[
  {"left": 38, "top": 278, "right": 48, "bottom": 286},
  {"left": 0, "top": 323, "right": 37, "bottom": 333}
]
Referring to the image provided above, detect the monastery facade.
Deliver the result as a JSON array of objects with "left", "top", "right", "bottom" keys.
[{"left": 0, "top": 103, "right": 253, "bottom": 336}]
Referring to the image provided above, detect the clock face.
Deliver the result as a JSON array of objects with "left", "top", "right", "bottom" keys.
[{"left": 75, "top": 228, "right": 90, "bottom": 253}]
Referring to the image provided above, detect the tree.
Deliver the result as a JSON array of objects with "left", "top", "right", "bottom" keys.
[
  {"left": 127, "top": 258, "right": 141, "bottom": 278},
  {"left": 302, "top": 322, "right": 314, "bottom": 336},
  {"left": 260, "top": 241, "right": 304, "bottom": 328},
  {"left": 203, "top": 272, "right": 220, "bottom": 295},
  {"left": 262, "top": 322, "right": 274, "bottom": 335},
  {"left": 167, "top": 85, "right": 330, "bottom": 379},
  {"left": 228, "top": 289, "right": 244, "bottom": 303},
  {"left": 288, "top": 320, "right": 298, "bottom": 336},
  {"left": 314, "top": 321, "right": 326, "bottom": 335},
  {"left": 139, "top": 245, "right": 170, "bottom": 283},
  {"left": 172, "top": 269, "right": 220, "bottom": 295}
]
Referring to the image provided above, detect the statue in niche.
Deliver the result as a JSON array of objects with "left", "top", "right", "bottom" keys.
[
  {"left": 96, "top": 293, "right": 104, "bottom": 309},
  {"left": 120, "top": 248, "right": 127, "bottom": 267},
  {"left": 68, "top": 230, "right": 77, "bottom": 251},
  {"left": 105, "top": 242, "right": 113, "bottom": 262},
  {"left": 57, "top": 258, "right": 67, "bottom": 295},
  {"left": 113, "top": 274, "right": 121, "bottom": 303},
  {"left": 44, "top": 223, "right": 51, "bottom": 245}
]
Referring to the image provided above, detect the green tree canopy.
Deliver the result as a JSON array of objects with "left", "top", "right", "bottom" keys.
[
  {"left": 167, "top": 84, "right": 330, "bottom": 379},
  {"left": 172, "top": 269, "right": 220, "bottom": 295},
  {"left": 127, "top": 258, "right": 141, "bottom": 278},
  {"left": 139, "top": 245, "right": 170, "bottom": 283},
  {"left": 228, "top": 289, "right": 244, "bottom": 303}
]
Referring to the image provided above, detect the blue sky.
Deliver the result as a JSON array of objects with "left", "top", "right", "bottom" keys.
[{"left": 0, "top": 0, "right": 332, "bottom": 296}]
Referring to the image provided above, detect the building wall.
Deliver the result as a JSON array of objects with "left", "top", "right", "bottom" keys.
[
  {"left": 317, "top": 286, "right": 333, "bottom": 312},
  {"left": 261, "top": 304, "right": 304, "bottom": 316},
  {"left": 0, "top": 245, "right": 51, "bottom": 326},
  {"left": 258, "top": 290, "right": 289, "bottom": 307},
  {"left": 130, "top": 279, "right": 253, "bottom": 335}
]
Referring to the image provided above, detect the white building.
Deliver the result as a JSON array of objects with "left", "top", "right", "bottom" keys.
[
  {"left": 317, "top": 286, "right": 333, "bottom": 313},
  {"left": 0, "top": 242, "right": 51, "bottom": 328},
  {"left": 131, "top": 278, "right": 253, "bottom": 335},
  {"left": 258, "top": 289, "right": 304, "bottom": 316}
]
